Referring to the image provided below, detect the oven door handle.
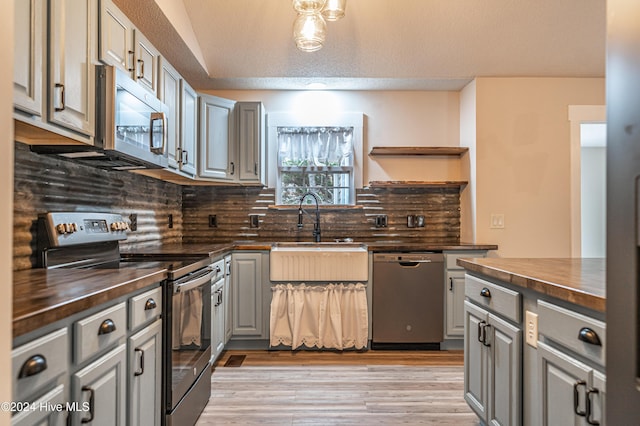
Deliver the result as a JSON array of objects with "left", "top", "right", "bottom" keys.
[{"left": 174, "top": 270, "right": 215, "bottom": 294}]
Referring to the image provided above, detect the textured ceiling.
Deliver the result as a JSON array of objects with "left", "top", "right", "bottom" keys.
[{"left": 117, "top": 0, "right": 606, "bottom": 91}]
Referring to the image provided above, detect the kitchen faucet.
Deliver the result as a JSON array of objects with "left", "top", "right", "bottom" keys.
[{"left": 297, "top": 191, "right": 321, "bottom": 242}]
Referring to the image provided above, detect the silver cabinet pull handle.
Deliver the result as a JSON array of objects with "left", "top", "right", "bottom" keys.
[
  {"left": 137, "top": 59, "right": 144, "bottom": 79},
  {"left": 54, "top": 83, "right": 65, "bottom": 111},
  {"left": 578, "top": 327, "right": 602, "bottom": 346},
  {"left": 81, "top": 386, "right": 95, "bottom": 423},
  {"left": 18, "top": 354, "right": 47, "bottom": 378},
  {"left": 586, "top": 388, "right": 600, "bottom": 425},
  {"left": 144, "top": 298, "right": 157, "bottom": 311},
  {"left": 127, "top": 50, "right": 135, "bottom": 71},
  {"left": 134, "top": 348, "right": 145, "bottom": 376},
  {"left": 230, "top": 162, "right": 235, "bottom": 175},
  {"left": 573, "top": 380, "right": 587, "bottom": 416},
  {"left": 98, "top": 318, "right": 116, "bottom": 335}
]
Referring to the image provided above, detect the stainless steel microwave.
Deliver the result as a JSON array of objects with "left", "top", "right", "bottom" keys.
[
  {"left": 94, "top": 65, "right": 168, "bottom": 169},
  {"left": 32, "top": 65, "right": 169, "bottom": 170}
]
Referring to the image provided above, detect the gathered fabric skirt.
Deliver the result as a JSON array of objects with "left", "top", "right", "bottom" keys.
[{"left": 269, "top": 283, "right": 369, "bottom": 350}]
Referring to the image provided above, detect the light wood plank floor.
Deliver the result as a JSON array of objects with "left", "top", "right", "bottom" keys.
[{"left": 197, "top": 350, "right": 479, "bottom": 425}]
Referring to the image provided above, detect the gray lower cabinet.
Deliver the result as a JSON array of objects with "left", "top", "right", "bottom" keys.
[
  {"left": 231, "top": 251, "right": 271, "bottom": 340},
  {"left": 12, "top": 283, "right": 163, "bottom": 426},
  {"left": 444, "top": 251, "right": 487, "bottom": 338},
  {"left": 538, "top": 341, "right": 603, "bottom": 426},
  {"left": 537, "top": 300, "right": 606, "bottom": 426},
  {"left": 128, "top": 319, "right": 162, "bottom": 426},
  {"left": 224, "top": 255, "right": 232, "bottom": 344},
  {"left": 464, "top": 296, "right": 522, "bottom": 425},
  {"left": 211, "top": 278, "right": 225, "bottom": 361},
  {"left": 71, "top": 343, "right": 127, "bottom": 425}
]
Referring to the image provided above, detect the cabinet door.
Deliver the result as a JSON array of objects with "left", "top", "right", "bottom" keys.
[
  {"left": 538, "top": 341, "right": 592, "bottom": 426},
  {"left": 589, "top": 370, "right": 605, "bottom": 426},
  {"left": 128, "top": 319, "right": 162, "bottom": 426},
  {"left": 133, "top": 30, "right": 159, "bottom": 95},
  {"left": 237, "top": 102, "right": 265, "bottom": 184},
  {"left": 231, "top": 252, "right": 263, "bottom": 337},
  {"left": 488, "top": 312, "right": 521, "bottom": 426},
  {"left": 159, "top": 58, "right": 181, "bottom": 170},
  {"left": 98, "top": 0, "right": 134, "bottom": 73},
  {"left": 14, "top": 0, "right": 44, "bottom": 117},
  {"left": 11, "top": 384, "right": 67, "bottom": 426},
  {"left": 199, "top": 94, "right": 236, "bottom": 180},
  {"left": 224, "top": 256, "right": 233, "bottom": 344},
  {"left": 445, "top": 270, "right": 466, "bottom": 337},
  {"left": 464, "top": 300, "right": 489, "bottom": 420},
  {"left": 180, "top": 80, "right": 198, "bottom": 176},
  {"left": 49, "top": 0, "right": 97, "bottom": 137},
  {"left": 211, "top": 280, "right": 225, "bottom": 361},
  {"left": 71, "top": 344, "right": 127, "bottom": 426}
]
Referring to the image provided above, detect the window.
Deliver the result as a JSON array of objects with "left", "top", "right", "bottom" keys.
[{"left": 276, "top": 126, "right": 355, "bottom": 205}]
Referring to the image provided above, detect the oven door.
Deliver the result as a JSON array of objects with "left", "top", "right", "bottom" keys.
[{"left": 167, "top": 267, "right": 213, "bottom": 409}]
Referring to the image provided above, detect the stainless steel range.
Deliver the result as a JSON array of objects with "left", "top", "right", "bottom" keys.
[{"left": 37, "top": 212, "right": 212, "bottom": 426}]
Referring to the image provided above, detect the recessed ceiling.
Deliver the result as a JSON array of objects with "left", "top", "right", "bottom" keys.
[{"left": 117, "top": 0, "right": 606, "bottom": 91}]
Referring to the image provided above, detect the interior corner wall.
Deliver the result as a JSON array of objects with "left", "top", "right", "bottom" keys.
[
  {"left": 475, "top": 77, "right": 605, "bottom": 257},
  {"left": 459, "top": 80, "right": 477, "bottom": 244}
]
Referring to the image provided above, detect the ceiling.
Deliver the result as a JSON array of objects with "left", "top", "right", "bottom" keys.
[{"left": 117, "top": 0, "right": 606, "bottom": 91}]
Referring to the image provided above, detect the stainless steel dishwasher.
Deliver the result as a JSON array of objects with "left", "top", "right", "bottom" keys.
[{"left": 372, "top": 252, "right": 444, "bottom": 349}]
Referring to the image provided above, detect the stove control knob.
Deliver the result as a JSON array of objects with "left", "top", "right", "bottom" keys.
[
  {"left": 64, "top": 223, "right": 72, "bottom": 234},
  {"left": 71, "top": 223, "right": 78, "bottom": 232},
  {"left": 56, "top": 224, "right": 66, "bottom": 234},
  {"left": 110, "top": 222, "right": 118, "bottom": 231}
]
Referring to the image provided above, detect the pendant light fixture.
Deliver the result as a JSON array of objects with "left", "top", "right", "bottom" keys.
[
  {"left": 292, "top": 0, "right": 346, "bottom": 52},
  {"left": 293, "top": 11, "right": 327, "bottom": 52},
  {"left": 322, "top": 0, "right": 346, "bottom": 21}
]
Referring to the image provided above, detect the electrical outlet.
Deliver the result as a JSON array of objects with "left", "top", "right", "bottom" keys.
[
  {"left": 168, "top": 214, "right": 173, "bottom": 229},
  {"left": 490, "top": 213, "right": 505, "bottom": 229},
  {"left": 375, "top": 215, "right": 388, "bottom": 228},
  {"left": 208, "top": 214, "right": 217, "bottom": 228},
  {"left": 525, "top": 311, "right": 538, "bottom": 348},
  {"left": 249, "top": 214, "right": 260, "bottom": 228},
  {"left": 128, "top": 213, "right": 137, "bottom": 231}
]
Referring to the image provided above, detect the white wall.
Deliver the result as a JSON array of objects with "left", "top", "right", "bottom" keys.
[
  {"left": 581, "top": 146, "right": 606, "bottom": 257},
  {"left": 1, "top": 1, "right": 13, "bottom": 424},
  {"left": 459, "top": 80, "right": 477, "bottom": 243},
  {"left": 475, "top": 77, "right": 605, "bottom": 257}
]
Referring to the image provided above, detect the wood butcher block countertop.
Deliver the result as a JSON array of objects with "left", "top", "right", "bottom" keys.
[
  {"left": 13, "top": 268, "right": 167, "bottom": 338},
  {"left": 457, "top": 258, "right": 606, "bottom": 312}
]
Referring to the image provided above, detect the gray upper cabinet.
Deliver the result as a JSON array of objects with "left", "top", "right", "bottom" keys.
[
  {"left": 133, "top": 30, "right": 159, "bottom": 95},
  {"left": 13, "top": 0, "right": 45, "bottom": 118},
  {"left": 98, "top": 0, "right": 134, "bottom": 73},
  {"left": 198, "top": 94, "right": 236, "bottom": 181},
  {"left": 180, "top": 80, "right": 198, "bottom": 176},
  {"left": 159, "top": 58, "right": 181, "bottom": 170},
  {"left": 99, "top": 0, "right": 159, "bottom": 96},
  {"left": 49, "top": 0, "right": 97, "bottom": 138},
  {"left": 237, "top": 102, "right": 266, "bottom": 185}
]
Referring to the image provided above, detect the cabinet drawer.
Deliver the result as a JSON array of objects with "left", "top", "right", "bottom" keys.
[
  {"left": 538, "top": 300, "right": 606, "bottom": 366},
  {"left": 212, "top": 258, "right": 225, "bottom": 282},
  {"left": 465, "top": 275, "right": 521, "bottom": 323},
  {"left": 445, "top": 251, "right": 486, "bottom": 270},
  {"left": 129, "top": 286, "right": 162, "bottom": 331},
  {"left": 74, "top": 302, "right": 127, "bottom": 364},
  {"left": 12, "top": 328, "right": 68, "bottom": 402}
]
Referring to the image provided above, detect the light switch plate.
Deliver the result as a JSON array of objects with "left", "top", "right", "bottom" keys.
[
  {"left": 490, "top": 213, "right": 505, "bottom": 229},
  {"left": 525, "top": 310, "right": 538, "bottom": 348}
]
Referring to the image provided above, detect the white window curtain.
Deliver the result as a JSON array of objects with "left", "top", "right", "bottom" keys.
[{"left": 270, "top": 283, "right": 368, "bottom": 350}]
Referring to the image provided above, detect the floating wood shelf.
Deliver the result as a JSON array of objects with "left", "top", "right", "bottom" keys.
[
  {"left": 369, "top": 147, "right": 469, "bottom": 156},
  {"left": 368, "top": 181, "right": 468, "bottom": 188}
]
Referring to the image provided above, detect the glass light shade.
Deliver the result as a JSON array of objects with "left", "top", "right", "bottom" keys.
[
  {"left": 322, "top": 0, "right": 346, "bottom": 21},
  {"left": 293, "top": 12, "right": 326, "bottom": 52},
  {"left": 292, "top": 0, "right": 326, "bottom": 13}
]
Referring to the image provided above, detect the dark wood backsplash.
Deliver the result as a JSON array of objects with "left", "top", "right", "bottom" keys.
[
  {"left": 13, "top": 142, "right": 182, "bottom": 270},
  {"left": 14, "top": 141, "right": 461, "bottom": 270},
  {"left": 182, "top": 186, "right": 461, "bottom": 244}
]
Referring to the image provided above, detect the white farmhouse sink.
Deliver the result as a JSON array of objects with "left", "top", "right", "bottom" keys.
[{"left": 270, "top": 243, "right": 368, "bottom": 282}]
